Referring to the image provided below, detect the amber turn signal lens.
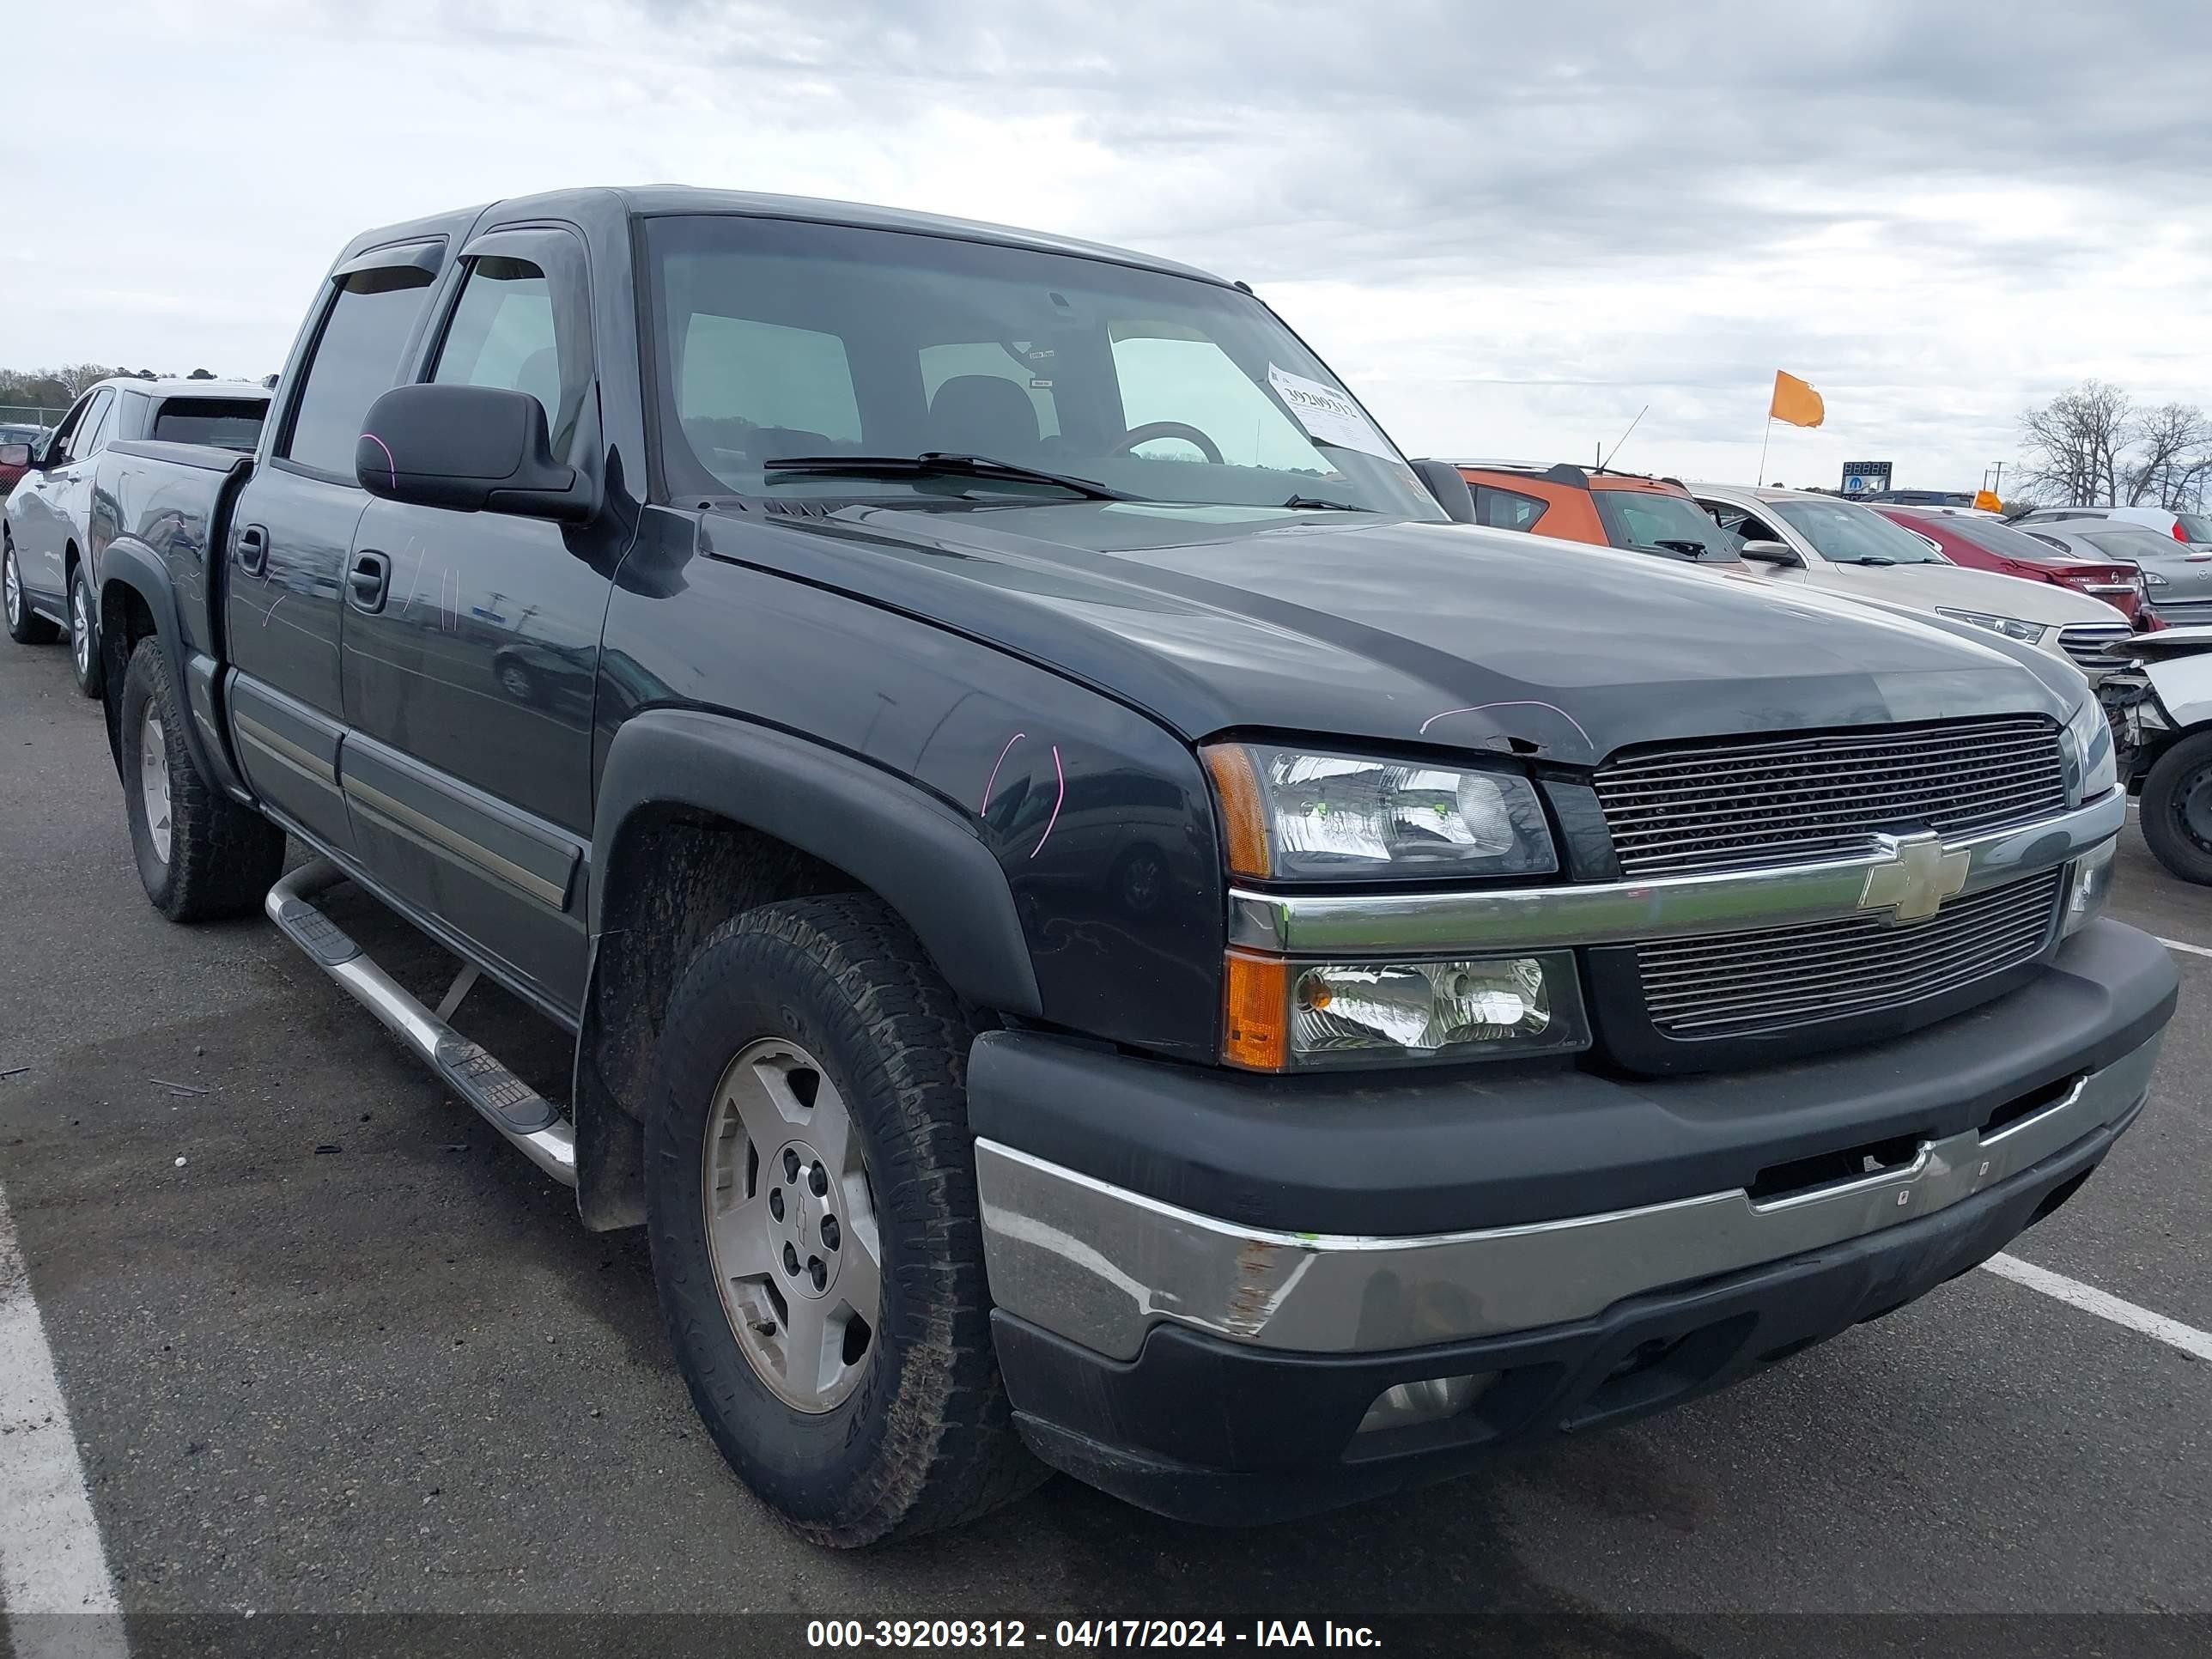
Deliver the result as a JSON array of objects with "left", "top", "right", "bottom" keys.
[
  {"left": 1222, "top": 950, "right": 1290, "bottom": 1071},
  {"left": 1202, "top": 743, "right": 1273, "bottom": 879}
]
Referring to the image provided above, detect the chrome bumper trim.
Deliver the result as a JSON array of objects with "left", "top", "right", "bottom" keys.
[
  {"left": 1227, "top": 790, "right": 2124, "bottom": 955},
  {"left": 975, "top": 1032, "right": 2159, "bottom": 1360}
]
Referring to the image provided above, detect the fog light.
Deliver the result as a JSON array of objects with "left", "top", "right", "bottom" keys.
[
  {"left": 1289, "top": 953, "right": 1588, "bottom": 1066},
  {"left": 1358, "top": 1371, "right": 1498, "bottom": 1434},
  {"left": 2064, "top": 838, "right": 2117, "bottom": 937}
]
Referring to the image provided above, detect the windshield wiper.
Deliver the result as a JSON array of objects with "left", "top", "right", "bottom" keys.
[
  {"left": 1281, "top": 495, "right": 1369, "bottom": 511},
  {"left": 1833, "top": 556, "right": 1898, "bottom": 566},
  {"left": 1650, "top": 538, "right": 1709, "bottom": 559},
  {"left": 763, "top": 453, "right": 1131, "bottom": 502}
]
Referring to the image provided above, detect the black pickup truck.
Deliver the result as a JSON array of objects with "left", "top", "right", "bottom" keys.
[{"left": 88, "top": 186, "right": 2174, "bottom": 1544}]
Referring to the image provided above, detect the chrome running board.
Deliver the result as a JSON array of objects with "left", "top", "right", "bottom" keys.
[{"left": 264, "top": 860, "right": 577, "bottom": 1186}]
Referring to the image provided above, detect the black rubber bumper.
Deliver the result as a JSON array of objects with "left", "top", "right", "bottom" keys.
[
  {"left": 967, "top": 919, "right": 2177, "bottom": 1235},
  {"left": 995, "top": 1090, "right": 2144, "bottom": 1526}
]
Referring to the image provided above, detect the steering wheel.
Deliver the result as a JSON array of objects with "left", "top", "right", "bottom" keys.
[{"left": 1109, "top": 422, "right": 1224, "bottom": 465}]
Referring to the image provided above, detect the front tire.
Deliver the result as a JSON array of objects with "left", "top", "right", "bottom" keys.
[
  {"left": 4, "top": 536, "right": 59, "bottom": 645},
  {"left": 646, "top": 893, "right": 1040, "bottom": 1547},
  {"left": 118, "top": 637, "right": 287, "bottom": 921},
  {"left": 69, "top": 564, "right": 102, "bottom": 697},
  {"left": 2140, "top": 729, "right": 2212, "bottom": 885}
]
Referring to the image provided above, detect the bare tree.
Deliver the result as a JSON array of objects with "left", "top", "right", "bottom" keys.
[
  {"left": 53, "top": 362, "right": 129, "bottom": 399},
  {"left": 2124, "top": 402, "right": 2212, "bottom": 510},
  {"left": 2017, "top": 380, "right": 2134, "bottom": 505}
]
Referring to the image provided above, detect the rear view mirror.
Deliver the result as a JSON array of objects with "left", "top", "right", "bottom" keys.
[
  {"left": 0, "top": 443, "right": 28, "bottom": 470},
  {"left": 1739, "top": 539, "right": 1802, "bottom": 567},
  {"left": 356, "top": 384, "right": 591, "bottom": 522},
  {"left": 1409, "top": 459, "right": 1476, "bottom": 524}
]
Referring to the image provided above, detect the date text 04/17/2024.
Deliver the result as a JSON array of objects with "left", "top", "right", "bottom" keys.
[{"left": 805, "top": 1619, "right": 1383, "bottom": 1649}]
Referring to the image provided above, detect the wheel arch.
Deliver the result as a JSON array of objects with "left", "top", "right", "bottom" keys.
[{"left": 571, "top": 708, "right": 1042, "bottom": 1231}]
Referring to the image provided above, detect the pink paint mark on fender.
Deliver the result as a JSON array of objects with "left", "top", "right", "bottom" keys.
[
  {"left": 1030, "top": 744, "right": 1065, "bottom": 860},
  {"left": 980, "top": 732, "right": 1026, "bottom": 814},
  {"left": 1419, "top": 699, "right": 1594, "bottom": 749},
  {"left": 362, "top": 433, "right": 398, "bottom": 489}
]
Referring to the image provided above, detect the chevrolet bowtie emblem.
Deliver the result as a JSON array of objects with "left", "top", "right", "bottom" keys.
[{"left": 1859, "top": 832, "right": 1972, "bottom": 922}]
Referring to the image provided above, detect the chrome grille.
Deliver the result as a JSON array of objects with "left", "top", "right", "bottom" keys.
[
  {"left": 1594, "top": 715, "right": 2065, "bottom": 878},
  {"left": 2058, "top": 623, "right": 2130, "bottom": 670},
  {"left": 1637, "top": 870, "right": 2063, "bottom": 1039}
]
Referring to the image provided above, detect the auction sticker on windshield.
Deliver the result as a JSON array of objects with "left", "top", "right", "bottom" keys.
[{"left": 1267, "top": 365, "right": 1396, "bottom": 459}]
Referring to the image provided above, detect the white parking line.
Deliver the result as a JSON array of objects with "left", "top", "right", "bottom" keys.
[
  {"left": 2158, "top": 936, "right": 2212, "bottom": 960},
  {"left": 0, "top": 1180, "right": 128, "bottom": 1659},
  {"left": 1983, "top": 1253, "right": 2212, "bottom": 1363}
]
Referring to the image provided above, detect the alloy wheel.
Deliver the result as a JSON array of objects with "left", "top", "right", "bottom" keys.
[
  {"left": 139, "top": 707, "right": 173, "bottom": 864},
  {"left": 702, "top": 1036, "right": 882, "bottom": 1413}
]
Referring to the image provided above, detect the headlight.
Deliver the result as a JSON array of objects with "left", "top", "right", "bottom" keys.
[
  {"left": 1203, "top": 742, "right": 1554, "bottom": 879},
  {"left": 2066, "top": 696, "right": 2117, "bottom": 799},
  {"left": 1224, "top": 949, "right": 1589, "bottom": 1070},
  {"left": 2063, "top": 837, "right": 2116, "bottom": 938},
  {"left": 1936, "top": 607, "right": 2048, "bottom": 645}
]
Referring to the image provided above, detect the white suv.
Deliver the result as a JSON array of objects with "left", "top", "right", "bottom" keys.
[{"left": 2014, "top": 505, "right": 2212, "bottom": 550}]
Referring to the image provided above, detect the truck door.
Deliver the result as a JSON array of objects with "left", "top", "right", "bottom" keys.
[
  {"left": 225, "top": 246, "right": 441, "bottom": 854},
  {"left": 27, "top": 386, "right": 114, "bottom": 603},
  {"left": 337, "top": 228, "right": 608, "bottom": 1016}
]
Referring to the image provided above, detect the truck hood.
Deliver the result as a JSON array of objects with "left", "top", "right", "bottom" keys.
[{"left": 707, "top": 502, "right": 2081, "bottom": 766}]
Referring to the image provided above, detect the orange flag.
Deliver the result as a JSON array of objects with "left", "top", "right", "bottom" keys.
[{"left": 1770, "top": 371, "right": 1825, "bottom": 428}]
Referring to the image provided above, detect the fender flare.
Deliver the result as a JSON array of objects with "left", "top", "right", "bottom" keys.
[
  {"left": 94, "top": 540, "right": 243, "bottom": 796},
  {"left": 590, "top": 708, "right": 1043, "bottom": 1017}
]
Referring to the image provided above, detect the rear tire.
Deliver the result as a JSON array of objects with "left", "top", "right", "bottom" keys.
[
  {"left": 118, "top": 637, "right": 287, "bottom": 921},
  {"left": 4, "top": 536, "right": 59, "bottom": 645},
  {"left": 2140, "top": 729, "right": 2212, "bottom": 886},
  {"left": 646, "top": 893, "right": 1041, "bottom": 1547},
  {"left": 69, "top": 564, "right": 102, "bottom": 697}
]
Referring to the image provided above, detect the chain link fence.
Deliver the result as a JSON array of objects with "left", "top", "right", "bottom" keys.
[{"left": 0, "top": 404, "right": 66, "bottom": 429}]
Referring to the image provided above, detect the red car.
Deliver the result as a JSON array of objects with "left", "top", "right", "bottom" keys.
[
  {"left": 1875, "top": 505, "right": 2160, "bottom": 631},
  {"left": 0, "top": 423, "right": 46, "bottom": 495}
]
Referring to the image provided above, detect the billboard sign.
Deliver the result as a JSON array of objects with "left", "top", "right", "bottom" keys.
[{"left": 1841, "top": 461, "right": 1893, "bottom": 495}]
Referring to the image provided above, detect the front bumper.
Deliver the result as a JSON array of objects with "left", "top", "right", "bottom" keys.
[{"left": 970, "top": 920, "right": 2175, "bottom": 1523}]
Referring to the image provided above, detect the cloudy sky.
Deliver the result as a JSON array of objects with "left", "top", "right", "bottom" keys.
[{"left": 9, "top": 0, "right": 2209, "bottom": 491}]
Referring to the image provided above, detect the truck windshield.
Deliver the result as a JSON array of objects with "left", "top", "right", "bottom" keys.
[
  {"left": 1773, "top": 500, "right": 1948, "bottom": 565},
  {"left": 642, "top": 214, "right": 1442, "bottom": 520}
]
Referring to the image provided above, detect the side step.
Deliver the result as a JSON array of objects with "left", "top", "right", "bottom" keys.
[{"left": 265, "top": 860, "right": 577, "bottom": 1186}]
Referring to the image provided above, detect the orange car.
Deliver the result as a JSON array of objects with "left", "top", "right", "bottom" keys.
[{"left": 1455, "top": 461, "right": 1741, "bottom": 564}]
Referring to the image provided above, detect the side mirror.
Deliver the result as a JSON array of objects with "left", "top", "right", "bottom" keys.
[
  {"left": 355, "top": 384, "right": 591, "bottom": 521},
  {"left": 1409, "top": 459, "right": 1476, "bottom": 524},
  {"left": 1739, "top": 539, "right": 1802, "bottom": 568},
  {"left": 0, "top": 443, "right": 28, "bottom": 470}
]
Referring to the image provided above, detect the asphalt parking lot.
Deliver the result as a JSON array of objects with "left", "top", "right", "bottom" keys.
[{"left": 1, "top": 634, "right": 2207, "bottom": 1659}]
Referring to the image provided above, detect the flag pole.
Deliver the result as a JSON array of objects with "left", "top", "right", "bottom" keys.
[{"left": 1757, "top": 415, "right": 1773, "bottom": 486}]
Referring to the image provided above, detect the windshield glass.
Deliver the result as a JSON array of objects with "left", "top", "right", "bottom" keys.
[
  {"left": 1592, "top": 489, "right": 1744, "bottom": 562},
  {"left": 642, "top": 215, "right": 1440, "bottom": 519},
  {"left": 1934, "top": 515, "right": 2100, "bottom": 566},
  {"left": 1774, "top": 499, "right": 1948, "bottom": 564},
  {"left": 2177, "top": 513, "right": 2212, "bottom": 543},
  {"left": 150, "top": 397, "right": 268, "bottom": 452},
  {"left": 2082, "top": 526, "right": 2193, "bottom": 562}
]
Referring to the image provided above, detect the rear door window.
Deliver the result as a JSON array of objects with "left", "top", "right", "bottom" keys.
[
  {"left": 282, "top": 265, "right": 438, "bottom": 477},
  {"left": 1470, "top": 484, "right": 1548, "bottom": 531}
]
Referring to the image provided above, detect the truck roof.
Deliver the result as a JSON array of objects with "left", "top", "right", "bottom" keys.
[
  {"left": 93, "top": 377, "right": 270, "bottom": 400},
  {"left": 344, "top": 185, "right": 1233, "bottom": 289}
]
